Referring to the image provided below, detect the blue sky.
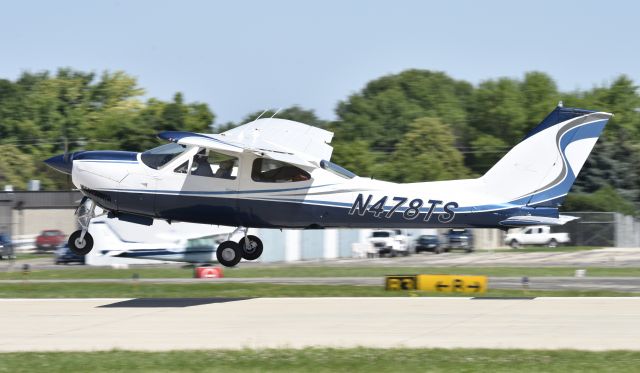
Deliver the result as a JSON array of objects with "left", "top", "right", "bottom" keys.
[{"left": 1, "top": 0, "right": 638, "bottom": 124}]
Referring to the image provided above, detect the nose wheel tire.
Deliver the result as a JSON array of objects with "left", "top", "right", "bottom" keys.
[
  {"left": 216, "top": 241, "right": 242, "bottom": 267},
  {"left": 68, "top": 230, "right": 94, "bottom": 256},
  {"left": 238, "top": 235, "right": 263, "bottom": 260}
]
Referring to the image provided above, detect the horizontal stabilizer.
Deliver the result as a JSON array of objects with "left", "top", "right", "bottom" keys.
[{"left": 499, "top": 214, "right": 580, "bottom": 227}]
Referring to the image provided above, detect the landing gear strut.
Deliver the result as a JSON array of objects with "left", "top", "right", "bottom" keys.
[
  {"left": 68, "top": 198, "right": 97, "bottom": 256},
  {"left": 215, "top": 227, "right": 264, "bottom": 267}
]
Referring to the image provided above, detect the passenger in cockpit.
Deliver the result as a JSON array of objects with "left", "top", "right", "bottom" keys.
[{"left": 215, "top": 159, "right": 235, "bottom": 179}]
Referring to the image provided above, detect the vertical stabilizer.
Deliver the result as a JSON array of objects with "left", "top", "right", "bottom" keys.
[{"left": 480, "top": 106, "right": 612, "bottom": 207}]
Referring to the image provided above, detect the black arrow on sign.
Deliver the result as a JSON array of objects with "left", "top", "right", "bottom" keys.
[{"left": 467, "top": 282, "right": 482, "bottom": 292}]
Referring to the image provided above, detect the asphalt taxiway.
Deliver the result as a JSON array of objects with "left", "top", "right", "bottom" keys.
[
  {"left": 1, "top": 297, "right": 639, "bottom": 352},
  {"left": 2, "top": 276, "right": 639, "bottom": 292}
]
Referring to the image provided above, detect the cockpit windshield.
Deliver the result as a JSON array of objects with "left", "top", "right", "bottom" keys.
[
  {"left": 141, "top": 143, "right": 186, "bottom": 169},
  {"left": 320, "top": 160, "right": 356, "bottom": 179}
]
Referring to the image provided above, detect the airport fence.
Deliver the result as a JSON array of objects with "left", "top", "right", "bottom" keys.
[{"left": 561, "top": 212, "right": 640, "bottom": 248}]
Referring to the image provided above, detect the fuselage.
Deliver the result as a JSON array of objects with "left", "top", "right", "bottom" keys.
[
  {"left": 57, "top": 147, "right": 537, "bottom": 230},
  {"left": 43, "top": 108, "right": 612, "bottom": 231}
]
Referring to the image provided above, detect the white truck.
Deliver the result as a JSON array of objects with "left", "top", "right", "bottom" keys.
[
  {"left": 504, "top": 225, "right": 571, "bottom": 248},
  {"left": 367, "top": 230, "right": 410, "bottom": 257}
]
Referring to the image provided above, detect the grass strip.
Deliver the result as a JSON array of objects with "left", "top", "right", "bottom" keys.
[
  {"left": 1, "top": 265, "right": 639, "bottom": 280},
  {"left": 1, "top": 348, "right": 640, "bottom": 373}
]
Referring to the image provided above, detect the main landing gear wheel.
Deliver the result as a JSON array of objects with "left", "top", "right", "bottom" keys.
[
  {"left": 216, "top": 241, "right": 242, "bottom": 267},
  {"left": 70, "top": 197, "right": 99, "bottom": 256},
  {"left": 238, "top": 235, "right": 263, "bottom": 261},
  {"left": 68, "top": 230, "right": 94, "bottom": 255}
]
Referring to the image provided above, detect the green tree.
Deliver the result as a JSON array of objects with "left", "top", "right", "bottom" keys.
[
  {"left": 468, "top": 77, "right": 527, "bottom": 144},
  {"left": 334, "top": 70, "right": 471, "bottom": 151},
  {"left": 521, "top": 71, "right": 560, "bottom": 128},
  {"left": 467, "top": 134, "right": 508, "bottom": 174},
  {"left": 564, "top": 185, "right": 637, "bottom": 216},
  {"left": 0, "top": 144, "right": 38, "bottom": 189},
  {"left": 330, "top": 140, "right": 377, "bottom": 177},
  {"left": 383, "top": 117, "right": 470, "bottom": 182},
  {"left": 567, "top": 76, "right": 640, "bottom": 208},
  {"left": 0, "top": 69, "right": 216, "bottom": 189}
]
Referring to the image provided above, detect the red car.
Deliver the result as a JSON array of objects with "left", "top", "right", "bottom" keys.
[{"left": 35, "top": 230, "right": 66, "bottom": 252}]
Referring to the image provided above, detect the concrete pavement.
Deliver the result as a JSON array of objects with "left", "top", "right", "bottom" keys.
[{"left": 1, "top": 297, "right": 639, "bottom": 351}]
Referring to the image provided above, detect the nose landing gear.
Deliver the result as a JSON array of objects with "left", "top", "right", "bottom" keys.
[
  {"left": 215, "top": 227, "right": 264, "bottom": 267},
  {"left": 68, "top": 198, "right": 98, "bottom": 256}
]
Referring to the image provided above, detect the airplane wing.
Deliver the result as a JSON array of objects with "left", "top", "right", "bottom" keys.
[
  {"left": 221, "top": 118, "right": 334, "bottom": 161},
  {"left": 158, "top": 118, "right": 333, "bottom": 168}
]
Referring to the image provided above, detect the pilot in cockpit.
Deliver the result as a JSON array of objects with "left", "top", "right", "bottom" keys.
[{"left": 192, "top": 153, "right": 214, "bottom": 177}]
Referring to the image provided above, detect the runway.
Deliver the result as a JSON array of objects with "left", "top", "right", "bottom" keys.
[{"left": 1, "top": 297, "right": 639, "bottom": 352}]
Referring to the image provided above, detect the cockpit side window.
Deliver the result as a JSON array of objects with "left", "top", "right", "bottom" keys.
[
  {"left": 190, "top": 149, "right": 239, "bottom": 179},
  {"left": 251, "top": 158, "right": 310, "bottom": 183},
  {"left": 174, "top": 161, "right": 189, "bottom": 174},
  {"left": 141, "top": 143, "right": 186, "bottom": 169}
]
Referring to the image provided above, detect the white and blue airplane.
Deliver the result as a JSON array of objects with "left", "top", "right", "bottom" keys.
[{"left": 45, "top": 104, "right": 612, "bottom": 267}]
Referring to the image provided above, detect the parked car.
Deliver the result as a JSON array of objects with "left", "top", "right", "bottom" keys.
[
  {"left": 504, "top": 225, "right": 570, "bottom": 248},
  {"left": 444, "top": 229, "right": 474, "bottom": 253},
  {"left": 414, "top": 234, "right": 442, "bottom": 254},
  {"left": 0, "top": 233, "right": 14, "bottom": 260},
  {"left": 368, "top": 229, "right": 410, "bottom": 257},
  {"left": 55, "top": 245, "right": 85, "bottom": 265},
  {"left": 35, "top": 229, "right": 66, "bottom": 252}
]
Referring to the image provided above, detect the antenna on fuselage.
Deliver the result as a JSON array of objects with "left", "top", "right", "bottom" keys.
[
  {"left": 269, "top": 108, "right": 281, "bottom": 119},
  {"left": 261, "top": 108, "right": 281, "bottom": 128},
  {"left": 253, "top": 109, "right": 269, "bottom": 122}
]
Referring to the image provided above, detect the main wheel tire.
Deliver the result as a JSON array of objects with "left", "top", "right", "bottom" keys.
[
  {"left": 510, "top": 239, "right": 520, "bottom": 249},
  {"left": 238, "top": 235, "right": 263, "bottom": 261},
  {"left": 68, "top": 231, "right": 93, "bottom": 256},
  {"left": 548, "top": 238, "right": 558, "bottom": 248},
  {"left": 216, "top": 241, "right": 242, "bottom": 267}
]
